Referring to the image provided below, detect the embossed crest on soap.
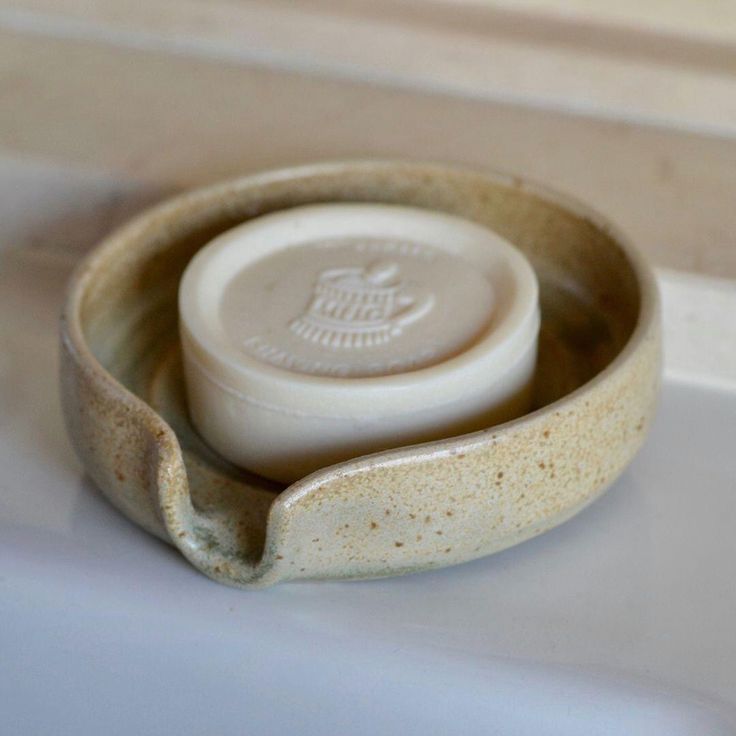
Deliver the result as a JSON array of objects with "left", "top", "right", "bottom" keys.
[
  {"left": 219, "top": 232, "right": 497, "bottom": 378},
  {"left": 289, "top": 259, "right": 435, "bottom": 349}
]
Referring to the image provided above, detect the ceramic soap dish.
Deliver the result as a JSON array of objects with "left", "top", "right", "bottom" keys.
[{"left": 60, "top": 161, "right": 661, "bottom": 588}]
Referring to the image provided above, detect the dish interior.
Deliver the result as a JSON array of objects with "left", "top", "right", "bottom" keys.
[{"left": 77, "top": 165, "right": 640, "bottom": 564}]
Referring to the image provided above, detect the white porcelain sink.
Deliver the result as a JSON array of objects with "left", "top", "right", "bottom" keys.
[{"left": 1, "top": 158, "right": 735, "bottom": 735}]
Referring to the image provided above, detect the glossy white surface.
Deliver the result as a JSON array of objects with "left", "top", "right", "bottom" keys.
[{"left": 1, "top": 159, "right": 735, "bottom": 734}]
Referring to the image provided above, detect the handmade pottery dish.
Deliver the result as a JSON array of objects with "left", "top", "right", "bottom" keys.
[{"left": 60, "top": 161, "right": 661, "bottom": 588}]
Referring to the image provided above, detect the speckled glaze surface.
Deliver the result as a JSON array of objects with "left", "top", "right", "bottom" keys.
[{"left": 59, "top": 161, "right": 661, "bottom": 588}]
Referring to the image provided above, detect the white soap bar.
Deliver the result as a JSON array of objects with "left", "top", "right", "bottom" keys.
[{"left": 179, "top": 203, "right": 539, "bottom": 483}]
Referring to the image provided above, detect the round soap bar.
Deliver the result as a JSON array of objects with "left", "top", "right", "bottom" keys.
[{"left": 179, "top": 203, "right": 540, "bottom": 483}]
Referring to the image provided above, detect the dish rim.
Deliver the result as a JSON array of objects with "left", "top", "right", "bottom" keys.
[{"left": 61, "top": 158, "right": 660, "bottom": 522}]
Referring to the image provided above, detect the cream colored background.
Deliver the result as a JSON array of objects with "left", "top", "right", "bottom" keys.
[{"left": 1, "top": 0, "right": 735, "bottom": 278}]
